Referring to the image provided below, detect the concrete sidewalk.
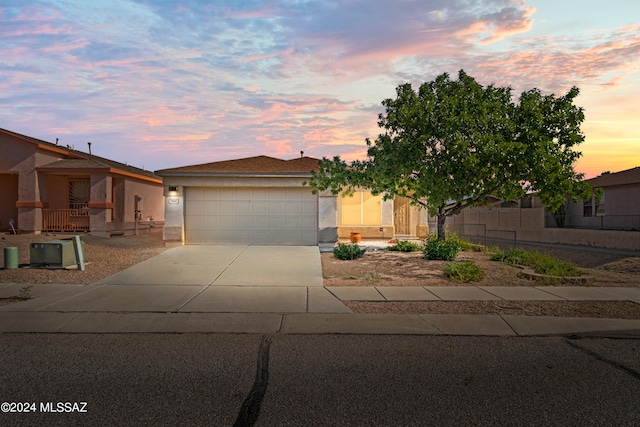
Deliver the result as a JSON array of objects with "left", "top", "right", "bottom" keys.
[{"left": 1, "top": 282, "right": 639, "bottom": 337}]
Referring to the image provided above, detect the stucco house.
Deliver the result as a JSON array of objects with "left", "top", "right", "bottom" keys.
[
  {"left": 444, "top": 166, "right": 640, "bottom": 251},
  {"left": 561, "top": 166, "right": 640, "bottom": 230},
  {"left": 0, "top": 128, "right": 164, "bottom": 236},
  {"left": 156, "top": 155, "right": 429, "bottom": 248}
]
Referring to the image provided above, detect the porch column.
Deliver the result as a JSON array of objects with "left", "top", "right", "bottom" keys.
[
  {"left": 163, "top": 185, "right": 184, "bottom": 246},
  {"left": 318, "top": 190, "right": 338, "bottom": 251},
  {"left": 88, "top": 174, "right": 113, "bottom": 237},
  {"left": 16, "top": 163, "right": 46, "bottom": 233},
  {"left": 417, "top": 205, "right": 429, "bottom": 238}
]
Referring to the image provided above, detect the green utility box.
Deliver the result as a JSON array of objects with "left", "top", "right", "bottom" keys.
[
  {"left": 4, "top": 247, "right": 18, "bottom": 269},
  {"left": 30, "top": 240, "right": 77, "bottom": 268}
]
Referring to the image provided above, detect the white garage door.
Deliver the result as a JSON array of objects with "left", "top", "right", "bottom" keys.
[{"left": 185, "top": 187, "right": 318, "bottom": 245}]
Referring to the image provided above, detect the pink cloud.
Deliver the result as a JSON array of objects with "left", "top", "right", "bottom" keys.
[{"left": 469, "top": 25, "right": 640, "bottom": 94}]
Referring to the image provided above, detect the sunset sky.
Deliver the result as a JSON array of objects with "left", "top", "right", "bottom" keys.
[{"left": 2, "top": 0, "right": 639, "bottom": 178}]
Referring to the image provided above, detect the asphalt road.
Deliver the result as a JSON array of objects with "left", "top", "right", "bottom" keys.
[{"left": 1, "top": 334, "right": 639, "bottom": 426}]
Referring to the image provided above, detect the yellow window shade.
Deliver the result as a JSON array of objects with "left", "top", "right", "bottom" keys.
[
  {"left": 340, "top": 192, "right": 382, "bottom": 225},
  {"left": 341, "top": 193, "right": 361, "bottom": 224},
  {"left": 362, "top": 193, "right": 382, "bottom": 224}
]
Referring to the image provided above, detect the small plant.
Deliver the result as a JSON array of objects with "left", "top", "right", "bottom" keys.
[
  {"left": 388, "top": 240, "right": 422, "bottom": 252},
  {"left": 444, "top": 261, "right": 485, "bottom": 282},
  {"left": 363, "top": 271, "right": 382, "bottom": 284},
  {"left": 423, "top": 234, "right": 462, "bottom": 261},
  {"left": 333, "top": 243, "right": 366, "bottom": 260},
  {"left": 491, "top": 247, "right": 583, "bottom": 277},
  {"left": 18, "top": 285, "right": 33, "bottom": 300}
]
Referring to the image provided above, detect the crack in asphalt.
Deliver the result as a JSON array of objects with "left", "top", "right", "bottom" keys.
[
  {"left": 234, "top": 335, "right": 273, "bottom": 426},
  {"left": 565, "top": 338, "right": 640, "bottom": 381}
]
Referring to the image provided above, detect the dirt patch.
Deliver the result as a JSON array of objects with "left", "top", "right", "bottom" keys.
[
  {"left": 321, "top": 248, "right": 640, "bottom": 288},
  {"left": 324, "top": 246, "right": 640, "bottom": 319},
  {"left": 345, "top": 301, "right": 640, "bottom": 319},
  {"left": 0, "top": 232, "right": 167, "bottom": 285}
]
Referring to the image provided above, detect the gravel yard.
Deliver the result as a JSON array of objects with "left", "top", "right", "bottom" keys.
[
  {"left": 321, "top": 247, "right": 640, "bottom": 287},
  {"left": 0, "top": 232, "right": 167, "bottom": 285},
  {"left": 323, "top": 243, "right": 640, "bottom": 319}
]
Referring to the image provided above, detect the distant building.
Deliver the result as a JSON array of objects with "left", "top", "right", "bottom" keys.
[{"left": 443, "top": 166, "right": 640, "bottom": 251}]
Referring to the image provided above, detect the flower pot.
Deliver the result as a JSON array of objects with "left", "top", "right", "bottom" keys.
[{"left": 349, "top": 232, "right": 361, "bottom": 243}]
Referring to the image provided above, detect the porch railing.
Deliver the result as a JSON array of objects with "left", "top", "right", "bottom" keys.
[{"left": 42, "top": 209, "right": 90, "bottom": 232}]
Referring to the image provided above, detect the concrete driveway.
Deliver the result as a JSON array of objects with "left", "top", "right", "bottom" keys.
[
  {"left": 96, "top": 245, "right": 324, "bottom": 287},
  {"left": 12, "top": 244, "right": 350, "bottom": 315}
]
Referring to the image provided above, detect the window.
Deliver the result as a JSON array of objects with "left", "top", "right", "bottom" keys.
[
  {"left": 583, "top": 198, "right": 593, "bottom": 217},
  {"left": 584, "top": 192, "right": 605, "bottom": 217},
  {"left": 596, "top": 192, "right": 605, "bottom": 216},
  {"left": 340, "top": 192, "right": 382, "bottom": 225},
  {"left": 68, "top": 179, "right": 90, "bottom": 215}
]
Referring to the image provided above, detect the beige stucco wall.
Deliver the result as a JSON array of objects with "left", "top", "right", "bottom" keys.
[
  {"left": 0, "top": 174, "right": 18, "bottom": 231},
  {"left": 448, "top": 206, "right": 640, "bottom": 251},
  {"left": 605, "top": 184, "right": 640, "bottom": 216}
]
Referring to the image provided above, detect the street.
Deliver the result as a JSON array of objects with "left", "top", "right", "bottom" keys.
[{"left": 1, "top": 334, "right": 639, "bottom": 426}]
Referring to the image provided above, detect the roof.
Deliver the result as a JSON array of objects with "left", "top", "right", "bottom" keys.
[
  {"left": 156, "top": 155, "right": 320, "bottom": 175},
  {"left": 1, "top": 127, "right": 161, "bottom": 183},
  {"left": 587, "top": 167, "right": 640, "bottom": 188}
]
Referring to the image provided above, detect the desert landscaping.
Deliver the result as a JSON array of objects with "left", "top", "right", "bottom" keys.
[{"left": 1, "top": 232, "right": 639, "bottom": 318}]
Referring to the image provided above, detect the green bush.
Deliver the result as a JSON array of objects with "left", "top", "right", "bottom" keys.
[
  {"left": 490, "top": 247, "right": 582, "bottom": 277},
  {"left": 388, "top": 240, "right": 422, "bottom": 252},
  {"left": 450, "top": 234, "right": 473, "bottom": 251},
  {"left": 444, "top": 261, "right": 485, "bottom": 282},
  {"left": 423, "top": 234, "right": 461, "bottom": 261},
  {"left": 333, "top": 243, "right": 366, "bottom": 260}
]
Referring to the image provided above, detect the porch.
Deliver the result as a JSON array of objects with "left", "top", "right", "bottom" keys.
[{"left": 42, "top": 206, "right": 90, "bottom": 232}]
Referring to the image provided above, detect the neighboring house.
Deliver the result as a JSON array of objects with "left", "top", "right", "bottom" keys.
[
  {"left": 0, "top": 128, "right": 164, "bottom": 236},
  {"left": 559, "top": 166, "right": 640, "bottom": 230},
  {"left": 444, "top": 167, "right": 640, "bottom": 251},
  {"left": 155, "top": 155, "right": 430, "bottom": 248}
]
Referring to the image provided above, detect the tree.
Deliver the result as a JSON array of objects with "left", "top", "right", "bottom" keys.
[{"left": 306, "top": 70, "right": 593, "bottom": 239}]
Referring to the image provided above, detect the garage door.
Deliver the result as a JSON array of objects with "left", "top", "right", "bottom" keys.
[{"left": 184, "top": 187, "right": 318, "bottom": 245}]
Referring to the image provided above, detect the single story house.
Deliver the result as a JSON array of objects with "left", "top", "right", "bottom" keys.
[
  {"left": 444, "top": 166, "right": 640, "bottom": 251},
  {"left": 0, "top": 128, "right": 164, "bottom": 236},
  {"left": 561, "top": 166, "right": 640, "bottom": 230},
  {"left": 155, "top": 155, "right": 430, "bottom": 248}
]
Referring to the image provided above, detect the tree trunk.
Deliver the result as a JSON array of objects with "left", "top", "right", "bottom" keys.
[{"left": 437, "top": 207, "right": 446, "bottom": 241}]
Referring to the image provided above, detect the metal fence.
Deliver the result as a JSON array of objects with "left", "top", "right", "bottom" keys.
[
  {"left": 42, "top": 209, "right": 90, "bottom": 232},
  {"left": 428, "top": 222, "right": 518, "bottom": 248}
]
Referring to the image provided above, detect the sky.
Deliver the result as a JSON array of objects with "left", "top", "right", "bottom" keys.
[{"left": 1, "top": 0, "right": 639, "bottom": 178}]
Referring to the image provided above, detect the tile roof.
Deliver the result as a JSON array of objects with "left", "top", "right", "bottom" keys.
[
  {"left": 587, "top": 166, "right": 640, "bottom": 188},
  {"left": 156, "top": 155, "right": 320, "bottom": 175},
  {"left": 1, "top": 127, "right": 161, "bottom": 181},
  {"left": 38, "top": 159, "right": 112, "bottom": 170}
]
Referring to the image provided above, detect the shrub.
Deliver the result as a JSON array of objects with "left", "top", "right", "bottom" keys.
[
  {"left": 491, "top": 247, "right": 582, "bottom": 277},
  {"left": 490, "top": 247, "right": 528, "bottom": 264},
  {"left": 423, "top": 234, "right": 461, "bottom": 261},
  {"left": 333, "top": 243, "right": 366, "bottom": 260},
  {"left": 388, "top": 240, "right": 422, "bottom": 252},
  {"left": 444, "top": 261, "right": 485, "bottom": 282}
]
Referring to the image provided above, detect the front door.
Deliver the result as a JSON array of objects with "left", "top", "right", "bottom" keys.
[{"left": 393, "top": 196, "right": 411, "bottom": 235}]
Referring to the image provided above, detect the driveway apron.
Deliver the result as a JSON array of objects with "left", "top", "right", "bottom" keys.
[{"left": 36, "top": 245, "right": 347, "bottom": 314}]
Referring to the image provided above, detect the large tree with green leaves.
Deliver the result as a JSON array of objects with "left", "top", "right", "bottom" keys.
[{"left": 307, "top": 70, "right": 592, "bottom": 239}]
